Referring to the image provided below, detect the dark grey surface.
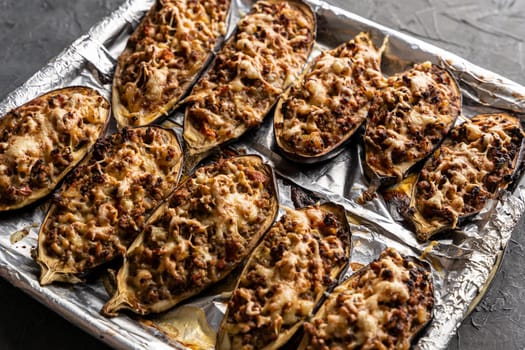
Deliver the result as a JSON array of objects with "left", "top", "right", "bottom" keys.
[{"left": 0, "top": 0, "right": 524, "bottom": 349}]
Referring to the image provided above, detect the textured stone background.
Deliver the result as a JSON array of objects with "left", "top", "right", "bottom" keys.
[{"left": 0, "top": 0, "right": 524, "bottom": 349}]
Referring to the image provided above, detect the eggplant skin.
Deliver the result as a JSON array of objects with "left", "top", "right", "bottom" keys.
[
  {"left": 112, "top": 0, "right": 231, "bottom": 128},
  {"left": 0, "top": 86, "right": 109, "bottom": 211},
  {"left": 36, "top": 126, "right": 184, "bottom": 285},
  {"left": 363, "top": 62, "right": 461, "bottom": 196},
  {"left": 102, "top": 155, "right": 279, "bottom": 317},
  {"left": 217, "top": 203, "right": 350, "bottom": 350},
  {"left": 408, "top": 113, "right": 525, "bottom": 241},
  {"left": 274, "top": 32, "right": 386, "bottom": 163},
  {"left": 299, "top": 248, "right": 434, "bottom": 350},
  {"left": 183, "top": 0, "right": 316, "bottom": 156}
]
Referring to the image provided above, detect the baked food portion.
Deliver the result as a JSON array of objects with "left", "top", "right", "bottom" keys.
[
  {"left": 102, "top": 155, "right": 278, "bottom": 316},
  {"left": 217, "top": 204, "right": 350, "bottom": 350},
  {"left": 37, "top": 126, "right": 183, "bottom": 285},
  {"left": 274, "top": 32, "right": 386, "bottom": 162},
  {"left": 0, "top": 86, "right": 109, "bottom": 211},
  {"left": 408, "top": 113, "right": 524, "bottom": 240},
  {"left": 299, "top": 248, "right": 434, "bottom": 350},
  {"left": 363, "top": 62, "right": 461, "bottom": 198},
  {"left": 112, "top": 0, "right": 231, "bottom": 127},
  {"left": 184, "top": 0, "right": 316, "bottom": 155}
]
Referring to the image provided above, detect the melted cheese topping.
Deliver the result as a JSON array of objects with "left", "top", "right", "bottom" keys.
[
  {"left": 276, "top": 32, "right": 386, "bottom": 157},
  {"left": 365, "top": 62, "right": 461, "bottom": 180},
  {"left": 0, "top": 88, "right": 109, "bottom": 210},
  {"left": 184, "top": 0, "right": 315, "bottom": 153},
  {"left": 122, "top": 156, "right": 276, "bottom": 312},
  {"left": 219, "top": 206, "right": 349, "bottom": 350},
  {"left": 114, "top": 0, "right": 230, "bottom": 126},
  {"left": 413, "top": 114, "right": 524, "bottom": 236},
  {"left": 303, "top": 248, "right": 434, "bottom": 350},
  {"left": 38, "top": 127, "right": 182, "bottom": 280}
]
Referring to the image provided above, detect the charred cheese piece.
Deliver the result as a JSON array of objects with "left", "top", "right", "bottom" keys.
[
  {"left": 409, "top": 113, "right": 524, "bottom": 241},
  {"left": 0, "top": 87, "right": 109, "bottom": 211},
  {"left": 102, "top": 155, "right": 278, "bottom": 316},
  {"left": 363, "top": 62, "right": 461, "bottom": 199},
  {"left": 299, "top": 248, "right": 434, "bottom": 350},
  {"left": 274, "top": 32, "right": 386, "bottom": 162},
  {"left": 37, "top": 127, "right": 183, "bottom": 285},
  {"left": 217, "top": 204, "right": 350, "bottom": 350},
  {"left": 112, "top": 0, "right": 231, "bottom": 127},
  {"left": 184, "top": 0, "right": 316, "bottom": 156}
]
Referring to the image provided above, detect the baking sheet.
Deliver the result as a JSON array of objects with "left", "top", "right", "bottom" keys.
[{"left": 1, "top": 0, "right": 525, "bottom": 349}]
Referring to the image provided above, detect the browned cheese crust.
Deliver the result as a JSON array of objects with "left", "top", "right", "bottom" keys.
[
  {"left": 102, "top": 155, "right": 278, "bottom": 316},
  {"left": 0, "top": 87, "right": 109, "bottom": 211},
  {"left": 113, "top": 0, "right": 231, "bottom": 127},
  {"left": 275, "top": 32, "right": 385, "bottom": 159},
  {"left": 301, "top": 248, "right": 434, "bottom": 350},
  {"left": 184, "top": 0, "right": 315, "bottom": 154},
  {"left": 218, "top": 205, "right": 350, "bottom": 350},
  {"left": 37, "top": 127, "right": 183, "bottom": 284},
  {"left": 364, "top": 62, "right": 461, "bottom": 181},
  {"left": 411, "top": 113, "right": 524, "bottom": 240}
]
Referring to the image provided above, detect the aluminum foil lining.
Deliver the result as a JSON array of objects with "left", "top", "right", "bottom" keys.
[{"left": 1, "top": 0, "right": 525, "bottom": 349}]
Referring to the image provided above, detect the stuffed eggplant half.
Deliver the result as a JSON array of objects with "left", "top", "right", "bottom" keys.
[
  {"left": 112, "top": 0, "right": 231, "bottom": 127},
  {"left": 0, "top": 86, "right": 109, "bottom": 211},
  {"left": 274, "top": 32, "right": 386, "bottom": 163},
  {"left": 217, "top": 203, "right": 350, "bottom": 350},
  {"left": 183, "top": 0, "right": 316, "bottom": 156},
  {"left": 407, "top": 113, "right": 524, "bottom": 241},
  {"left": 102, "top": 155, "right": 279, "bottom": 316},
  {"left": 299, "top": 247, "right": 434, "bottom": 350},
  {"left": 362, "top": 62, "right": 461, "bottom": 201},
  {"left": 37, "top": 126, "right": 183, "bottom": 285}
]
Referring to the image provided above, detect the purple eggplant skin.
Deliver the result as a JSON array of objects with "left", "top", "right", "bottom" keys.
[
  {"left": 217, "top": 202, "right": 351, "bottom": 350},
  {"left": 361, "top": 62, "right": 462, "bottom": 202},
  {"left": 0, "top": 86, "right": 110, "bottom": 212},
  {"left": 101, "top": 155, "right": 280, "bottom": 317},
  {"left": 274, "top": 32, "right": 386, "bottom": 164},
  {"left": 183, "top": 0, "right": 317, "bottom": 158},
  {"left": 407, "top": 113, "right": 525, "bottom": 241},
  {"left": 298, "top": 248, "right": 434, "bottom": 350}
]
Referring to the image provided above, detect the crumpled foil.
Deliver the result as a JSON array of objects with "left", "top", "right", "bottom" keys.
[{"left": 1, "top": 0, "right": 525, "bottom": 349}]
